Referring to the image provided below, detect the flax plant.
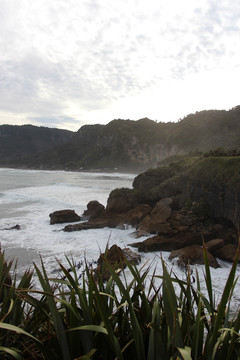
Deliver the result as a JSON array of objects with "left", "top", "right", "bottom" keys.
[{"left": 0, "top": 246, "right": 239, "bottom": 359}]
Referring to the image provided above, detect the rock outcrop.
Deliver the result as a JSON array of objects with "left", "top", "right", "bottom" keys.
[
  {"left": 51, "top": 153, "right": 240, "bottom": 269},
  {"left": 82, "top": 200, "right": 105, "bottom": 220},
  {"left": 49, "top": 210, "right": 81, "bottom": 224}
]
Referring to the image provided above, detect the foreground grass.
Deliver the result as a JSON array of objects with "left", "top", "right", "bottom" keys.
[{"left": 0, "top": 246, "right": 240, "bottom": 360}]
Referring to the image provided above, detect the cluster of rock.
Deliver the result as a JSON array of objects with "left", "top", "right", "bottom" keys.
[
  {"left": 49, "top": 193, "right": 238, "bottom": 270},
  {"left": 49, "top": 154, "right": 240, "bottom": 273}
]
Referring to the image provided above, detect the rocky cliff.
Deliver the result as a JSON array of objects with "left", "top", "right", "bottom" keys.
[
  {"left": 1, "top": 106, "right": 240, "bottom": 171},
  {"left": 60, "top": 152, "right": 240, "bottom": 267}
]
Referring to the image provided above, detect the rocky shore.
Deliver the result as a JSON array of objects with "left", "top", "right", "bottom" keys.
[{"left": 49, "top": 153, "right": 240, "bottom": 271}]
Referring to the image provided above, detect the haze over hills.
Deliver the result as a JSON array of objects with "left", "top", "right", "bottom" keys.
[
  {"left": 0, "top": 125, "right": 73, "bottom": 164},
  {"left": 0, "top": 106, "right": 240, "bottom": 171}
]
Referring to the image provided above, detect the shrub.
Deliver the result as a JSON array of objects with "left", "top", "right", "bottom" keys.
[{"left": 0, "top": 247, "right": 240, "bottom": 359}]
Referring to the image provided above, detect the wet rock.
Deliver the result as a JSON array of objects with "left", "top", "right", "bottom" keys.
[
  {"left": 137, "top": 198, "right": 173, "bottom": 234},
  {"left": 123, "top": 204, "right": 152, "bottom": 227},
  {"left": 94, "top": 245, "right": 141, "bottom": 281},
  {"left": 63, "top": 216, "right": 123, "bottom": 232},
  {"left": 205, "top": 238, "right": 225, "bottom": 253},
  {"left": 82, "top": 200, "right": 105, "bottom": 220},
  {"left": 106, "top": 188, "right": 139, "bottom": 214},
  {"left": 214, "top": 244, "right": 240, "bottom": 262},
  {"left": 122, "top": 247, "right": 141, "bottom": 265},
  {"left": 169, "top": 245, "right": 220, "bottom": 268},
  {"left": 1, "top": 224, "right": 21, "bottom": 231},
  {"left": 153, "top": 198, "right": 172, "bottom": 221},
  {"left": 130, "top": 232, "right": 202, "bottom": 252},
  {"left": 49, "top": 209, "right": 81, "bottom": 224}
]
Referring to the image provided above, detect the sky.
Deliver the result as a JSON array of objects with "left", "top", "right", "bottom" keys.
[{"left": 0, "top": 0, "right": 240, "bottom": 131}]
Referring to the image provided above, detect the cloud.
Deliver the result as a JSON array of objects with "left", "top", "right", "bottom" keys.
[
  {"left": 28, "top": 115, "right": 82, "bottom": 130},
  {"left": 0, "top": 0, "right": 240, "bottom": 130}
]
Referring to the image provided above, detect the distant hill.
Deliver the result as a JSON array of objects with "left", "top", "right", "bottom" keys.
[
  {"left": 0, "top": 125, "right": 73, "bottom": 166},
  {"left": 1, "top": 106, "right": 240, "bottom": 171}
]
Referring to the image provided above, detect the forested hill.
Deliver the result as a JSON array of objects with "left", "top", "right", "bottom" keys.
[
  {"left": 0, "top": 125, "right": 73, "bottom": 163},
  {"left": 1, "top": 106, "right": 240, "bottom": 171}
]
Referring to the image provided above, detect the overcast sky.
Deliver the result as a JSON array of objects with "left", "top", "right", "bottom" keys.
[{"left": 0, "top": 0, "right": 240, "bottom": 131}]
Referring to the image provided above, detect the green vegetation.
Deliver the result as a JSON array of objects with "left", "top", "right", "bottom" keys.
[
  {"left": 0, "top": 247, "right": 240, "bottom": 359},
  {"left": 2, "top": 106, "right": 240, "bottom": 171},
  {"left": 0, "top": 125, "right": 73, "bottom": 165}
]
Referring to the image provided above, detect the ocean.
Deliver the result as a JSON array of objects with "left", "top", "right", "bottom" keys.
[{"left": 0, "top": 168, "right": 239, "bottom": 308}]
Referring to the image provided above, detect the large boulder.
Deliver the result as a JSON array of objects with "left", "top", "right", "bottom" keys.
[
  {"left": 214, "top": 244, "right": 240, "bottom": 262},
  {"left": 123, "top": 204, "right": 152, "bottom": 227},
  {"left": 82, "top": 200, "right": 105, "bottom": 220},
  {"left": 137, "top": 198, "right": 173, "bottom": 234},
  {"left": 49, "top": 209, "right": 81, "bottom": 224},
  {"left": 205, "top": 238, "right": 225, "bottom": 253},
  {"left": 169, "top": 245, "right": 220, "bottom": 268},
  {"left": 106, "top": 188, "right": 140, "bottom": 214},
  {"left": 130, "top": 232, "right": 202, "bottom": 252}
]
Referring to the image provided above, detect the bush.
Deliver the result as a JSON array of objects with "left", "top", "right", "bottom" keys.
[{"left": 0, "top": 247, "right": 240, "bottom": 359}]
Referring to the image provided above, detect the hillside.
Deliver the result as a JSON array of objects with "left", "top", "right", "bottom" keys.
[
  {"left": 1, "top": 106, "right": 240, "bottom": 171},
  {"left": 0, "top": 125, "right": 73, "bottom": 166}
]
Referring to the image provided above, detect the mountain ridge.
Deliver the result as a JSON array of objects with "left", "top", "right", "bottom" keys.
[{"left": 1, "top": 106, "right": 240, "bottom": 171}]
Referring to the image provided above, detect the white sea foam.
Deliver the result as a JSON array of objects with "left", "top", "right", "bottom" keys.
[{"left": 0, "top": 168, "right": 239, "bottom": 309}]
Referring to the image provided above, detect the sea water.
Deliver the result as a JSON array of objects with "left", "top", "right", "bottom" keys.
[{"left": 0, "top": 168, "right": 239, "bottom": 310}]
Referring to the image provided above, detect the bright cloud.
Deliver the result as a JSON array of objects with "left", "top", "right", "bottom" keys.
[{"left": 0, "top": 0, "right": 239, "bottom": 130}]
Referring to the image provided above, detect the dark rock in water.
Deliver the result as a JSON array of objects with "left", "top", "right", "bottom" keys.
[
  {"left": 168, "top": 245, "right": 220, "bottom": 268},
  {"left": 49, "top": 209, "right": 81, "bottom": 224},
  {"left": 64, "top": 203, "right": 151, "bottom": 232},
  {"left": 82, "top": 200, "right": 105, "bottom": 220},
  {"left": 1, "top": 224, "right": 21, "bottom": 231},
  {"left": 94, "top": 244, "right": 141, "bottom": 281},
  {"left": 63, "top": 217, "right": 123, "bottom": 231}
]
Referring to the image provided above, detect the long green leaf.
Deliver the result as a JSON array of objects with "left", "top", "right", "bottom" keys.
[
  {"left": 107, "top": 263, "right": 146, "bottom": 360},
  {"left": 161, "top": 259, "right": 183, "bottom": 349},
  {"left": 90, "top": 272, "right": 124, "bottom": 360},
  {"left": 0, "top": 322, "right": 41, "bottom": 342},
  {"left": 66, "top": 324, "right": 108, "bottom": 335},
  {"left": 177, "top": 346, "right": 192, "bottom": 360},
  {"left": 34, "top": 260, "right": 71, "bottom": 360},
  {"left": 0, "top": 346, "right": 24, "bottom": 360},
  {"left": 204, "top": 248, "right": 239, "bottom": 358}
]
